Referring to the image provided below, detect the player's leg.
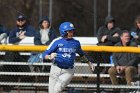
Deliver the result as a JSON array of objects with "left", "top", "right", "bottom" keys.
[
  {"left": 53, "top": 69, "right": 74, "bottom": 93},
  {"left": 49, "top": 64, "right": 62, "bottom": 93}
]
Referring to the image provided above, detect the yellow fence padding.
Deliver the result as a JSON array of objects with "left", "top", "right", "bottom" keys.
[
  {"left": 0, "top": 45, "right": 47, "bottom": 52},
  {"left": 82, "top": 46, "right": 140, "bottom": 53},
  {"left": 0, "top": 45, "right": 140, "bottom": 53}
]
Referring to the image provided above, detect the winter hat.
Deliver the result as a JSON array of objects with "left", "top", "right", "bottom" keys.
[{"left": 39, "top": 16, "right": 50, "bottom": 24}]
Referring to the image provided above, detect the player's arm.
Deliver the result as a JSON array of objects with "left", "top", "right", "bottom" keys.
[
  {"left": 81, "top": 55, "right": 95, "bottom": 71},
  {"left": 42, "top": 39, "right": 58, "bottom": 60},
  {"left": 45, "top": 53, "right": 57, "bottom": 60},
  {"left": 76, "top": 42, "right": 95, "bottom": 71}
]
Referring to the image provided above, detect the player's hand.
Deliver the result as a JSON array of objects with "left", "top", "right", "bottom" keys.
[
  {"left": 87, "top": 61, "right": 95, "bottom": 71},
  {"left": 50, "top": 53, "right": 57, "bottom": 59},
  {"left": 45, "top": 53, "right": 57, "bottom": 60},
  {"left": 91, "top": 64, "right": 95, "bottom": 71}
]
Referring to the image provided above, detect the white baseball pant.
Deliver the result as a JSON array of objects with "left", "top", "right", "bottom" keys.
[{"left": 49, "top": 64, "right": 74, "bottom": 93}]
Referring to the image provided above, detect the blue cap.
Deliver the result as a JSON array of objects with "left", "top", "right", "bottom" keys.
[{"left": 17, "top": 15, "right": 26, "bottom": 20}]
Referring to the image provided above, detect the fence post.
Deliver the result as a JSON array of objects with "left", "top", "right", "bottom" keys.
[{"left": 97, "top": 61, "right": 100, "bottom": 93}]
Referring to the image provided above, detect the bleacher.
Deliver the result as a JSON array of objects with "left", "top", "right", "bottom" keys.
[
  {"left": 0, "top": 62, "right": 139, "bottom": 92},
  {"left": 0, "top": 37, "right": 140, "bottom": 93}
]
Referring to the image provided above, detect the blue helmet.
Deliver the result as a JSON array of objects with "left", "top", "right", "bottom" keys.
[{"left": 59, "top": 22, "right": 75, "bottom": 37}]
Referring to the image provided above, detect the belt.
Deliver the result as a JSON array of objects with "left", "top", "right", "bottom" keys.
[{"left": 53, "top": 62, "right": 73, "bottom": 69}]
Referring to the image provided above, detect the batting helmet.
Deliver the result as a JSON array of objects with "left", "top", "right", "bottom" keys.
[{"left": 59, "top": 22, "right": 75, "bottom": 37}]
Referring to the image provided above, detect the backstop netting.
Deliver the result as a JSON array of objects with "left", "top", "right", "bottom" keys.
[{"left": 0, "top": 45, "right": 139, "bottom": 93}]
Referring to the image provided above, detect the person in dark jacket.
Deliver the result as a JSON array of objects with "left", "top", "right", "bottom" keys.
[
  {"left": 96, "top": 16, "right": 121, "bottom": 67},
  {"left": 4, "top": 15, "right": 35, "bottom": 72},
  {"left": 130, "top": 15, "right": 140, "bottom": 45},
  {"left": 34, "top": 16, "right": 57, "bottom": 45},
  {"left": 9, "top": 15, "right": 35, "bottom": 44},
  {"left": 95, "top": 16, "right": 121, "bottom": 76},
  {"left": 108, "top": 30, "right": 138, "bottom": 86},
  {"left": 97, "top": 15, "right": 121, "bottom": 46}
]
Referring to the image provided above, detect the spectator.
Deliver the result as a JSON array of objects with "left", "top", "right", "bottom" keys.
[
  {"left": 96, "top": 16, "right": 121, "bottom": 73},
  {"left": 3, "top": 15, "right": 35, "bottom": 72},
  {"left": 130, "top": 15, "right": 140, "bottom": 45},
  {"left": 97, "top": 15, "right": 121, "bottom": 46},
  {"left": 9, "top": 15, "right": 35, "bottom": 44},
  {"left": 108, "top": 30, "right": 138, "bottom": 86},
  {"left": 28, "top": 16, "right": 57, "bottom": 72},
  {"left": 0, "top": 24, "right": 8, "bottom": 44},
  {"left": 34, "top": 16, "right": 57, "bottom": 45}
]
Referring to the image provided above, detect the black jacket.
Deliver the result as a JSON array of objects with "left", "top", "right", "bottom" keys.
[{"left": 97, "top": 16, "right": 121, "bottom": 46}]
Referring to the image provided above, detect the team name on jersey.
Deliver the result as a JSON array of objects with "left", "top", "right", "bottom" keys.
[{"left": 58, "top": 48, "right": 76, "bottom": 53}]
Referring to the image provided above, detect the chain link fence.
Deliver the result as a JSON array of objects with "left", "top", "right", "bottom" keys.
[{"left": 0, "top": 50, "right": 139, "bottom": 93}]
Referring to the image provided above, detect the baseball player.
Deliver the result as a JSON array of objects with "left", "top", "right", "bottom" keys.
[{"left": 42, "top": 22, "right": 94, "bottom": 93}]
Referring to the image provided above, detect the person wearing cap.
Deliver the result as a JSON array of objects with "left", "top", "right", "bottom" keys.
[
  {"left": 8, "top": 15, "right": 36, "bottom": 44},
  {"left": 4, "top": 15, "right": 36, "bottom": 63},
  {"left": 34, "top": 16, "right": 57, "bottom": 45},
  {"left": 3, "top": 15, "right": 35, "bottom": 74}
]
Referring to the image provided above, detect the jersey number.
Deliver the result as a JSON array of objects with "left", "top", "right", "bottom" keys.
[{"left": 62, "top": 53, "right": 71, "bottom": 58}]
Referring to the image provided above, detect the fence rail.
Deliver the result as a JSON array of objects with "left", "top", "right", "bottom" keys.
[
  {"left": 0, "top": 82, "right": 139, "bottom": 89},
  {"left": 0, "top": 62, "right": 139, "bottom": 93}
]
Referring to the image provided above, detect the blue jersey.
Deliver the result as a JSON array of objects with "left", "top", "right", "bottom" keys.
[{"left": 42, "top": 37, "right": 85, "bottom": 68}]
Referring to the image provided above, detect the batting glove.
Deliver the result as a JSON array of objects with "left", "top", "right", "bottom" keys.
[
  {"left": 48, "top": 53, "right": 57, "bottom": 60},
  {"left": 88, "top": 61, "right": 95, "bottom": 72}
]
